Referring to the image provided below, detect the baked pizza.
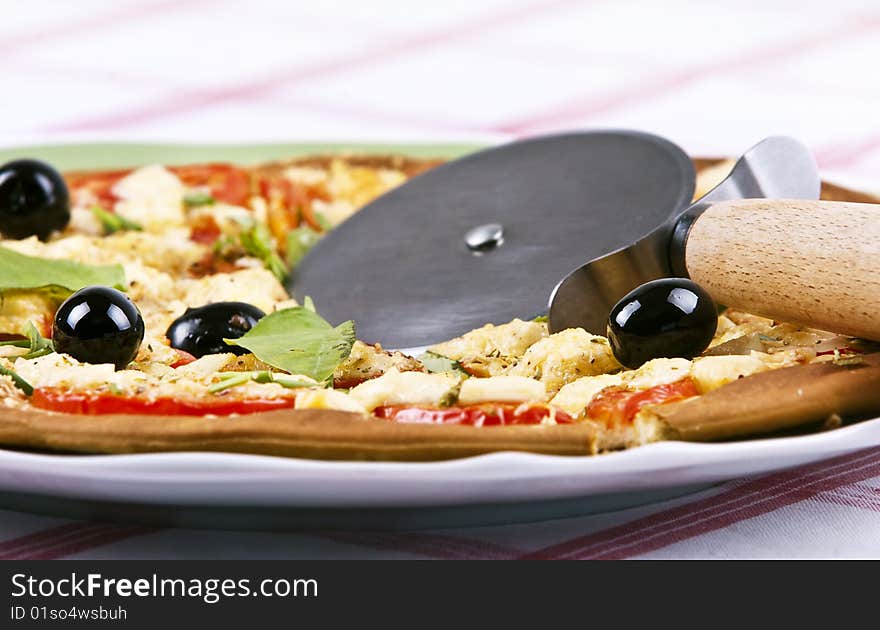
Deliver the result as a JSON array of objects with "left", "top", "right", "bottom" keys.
[{"left": 0, "top": 153, "right": 878, "bottom": 461}]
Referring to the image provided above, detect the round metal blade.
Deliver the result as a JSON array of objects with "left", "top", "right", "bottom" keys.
[{"left": 291, "top": 131, "right": 695, "bottom": 348}]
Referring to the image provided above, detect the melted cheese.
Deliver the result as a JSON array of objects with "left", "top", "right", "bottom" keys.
[
  {"left": 428, "top": 318, "right": 547, "bottom": 372},
  {"left": 180, "top": 268, "right": 288, "bottom": 314},
  {"left": 691, "top": 354, "right": 768, "bottom": 393},
  {"left": 0, "top": 291, "right": 57, "bottom": 336},
  {"left": 112, "top": 165, "right": 186, "bottom": 231},
  {"left": 296, "top": 389, "right": 366, "bottom": 414},
  {"left": 348, "top": 368, "right": 460, "bottom": 411},
  {"left": 507, "top": 328, "right": 621, "bottom": 394},
  {"left": 458, "top": 376, "right": 546, "bottom": 405},
  {"left": 624, "top": 358, "right": 692, "bottom": 390}
]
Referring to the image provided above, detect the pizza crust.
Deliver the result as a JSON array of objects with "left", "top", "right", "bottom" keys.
[{"left": 0, "top": 406, "right": 598, "bottom": 461}]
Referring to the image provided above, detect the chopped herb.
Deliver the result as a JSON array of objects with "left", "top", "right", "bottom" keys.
[
  {"left": 419, "top": 350, "right": 469, "bottom": 377},
  {"left": 0, "top": 246, "right": 126, "bottom": 296},
  {"left": 286, "top": 226, "right": 322, "bottom": 268},
  {"left": 532, "top": 314, "right": 549, "bottom": 323},
  {"left": 437, "top": 384, "right": 461, "bottom": 408},
  {"left": 237, "top": 219, "right": 288, "bottom": 283},
  {"left": 22, "top": 321, "right": 54, "bottom": 359},
  {"left": 90, "top": 206, "right": 142, "bottom": 234},
  {"left": 183, "top": 192, "right": 216, "bottom": 207},
  {"left": 313, "top": 210, "right": 333, "bottom": 232},
  {"left": 302, "top": 296, "right": 316, "bottom": 313},
  {"left": 223, "top": 307, "right": 355, "bottom": 384},
  {"left": 0, "top": 340, "right": 30, "bottom": 349},
  {"left": 208, "top": 370, "right": 316, "bottom": 393},
  {"left": 0, "top": 364, "right": 33, "bottom": 396},
  {"left": 0, "top": 330, "right": 57, "bottom": 362},
  {"left": 107, "top": 383, "right": 124, "bottom": 395}
]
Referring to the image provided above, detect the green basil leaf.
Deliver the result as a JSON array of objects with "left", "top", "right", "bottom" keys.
[
  {"left": 90, "top": 206, "right": 142, "bottom": 234},
  {"left": 223, "top": 307, "right": 355, "bottom": 383},
  {"left": 419, "top": 351, "right": 469, "bottom": 377},
  {"left": 0, "top": 246, "right": 126, "bottom": 295}
]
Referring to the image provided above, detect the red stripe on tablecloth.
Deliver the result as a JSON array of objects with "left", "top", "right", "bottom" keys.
[
  {"left": 23, "top": 526, "right": 158, "bottom": 560},
  {"left": 518, "top": 448, "right": 880, "bottom": 559},
  {"left": 316, "top": 531, "right": 520, "bottom": 560},
  {"left": 0, "top": 522, "right": 107, "bottom": 554},
  {"left": 811, "top": 482, "right": 880, "bottom": 512},
  {"left": 493, "top": 14, "right": 880, "bottom": 134},
  {"left": 0, "top": 522, "right": 157, "bottom": 560},
  {"left": 46, "top": 0, "right": 585, "bottom": 132},
  {"left": 0, "top": 0, "right": 211, "bottom": 55}
]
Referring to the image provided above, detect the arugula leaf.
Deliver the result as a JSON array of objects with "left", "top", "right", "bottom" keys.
[
  {"left": 0, "top": 246, "right": 126, "bottom": 295},
  {"left": 183, "top": 192, "right": 216, "bottom": 207},
  {"left": 208, "top": 370, "right": 316, "bottom": 394},
  {"left": 237, "top": 220, "right": 287, "bottom": 283},
  {"left": 90, "top": 206, "right": 142, "bottom": 234},
  {"left": 419, "top": 351, "right": 469, "bottom": 377},
  {"left": 286, "top": 226, "right": 322, "bottom": 268},
  {"left": 0, "top": 364, "right": 33, "bottom": 396},
  {"left": 223, "top": 307, "right": 355, "bottom": 383}
]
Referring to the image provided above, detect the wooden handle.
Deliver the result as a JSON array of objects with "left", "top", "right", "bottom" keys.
[{"left": 685, "top": 199, "right": 880, "bottom": 340}]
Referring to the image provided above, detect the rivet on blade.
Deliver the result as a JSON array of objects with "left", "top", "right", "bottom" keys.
[{"left": 464, "top": 223, "right": 504, "bottom": 253}]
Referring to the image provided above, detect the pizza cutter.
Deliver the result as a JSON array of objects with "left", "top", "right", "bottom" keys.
[
  {"left": 550, "top": 136, "right": 880, "bottom": 341},
  {"left": 291, "top": 131, "right": 696, "bottom": 348}
]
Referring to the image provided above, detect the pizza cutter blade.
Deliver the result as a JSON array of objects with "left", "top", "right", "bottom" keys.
[
  {"left": 548, "top": 136, "right": 821, "bottom": 334},
  {"left": 291, "top": 131, "right": 695, "bottom": 348}
]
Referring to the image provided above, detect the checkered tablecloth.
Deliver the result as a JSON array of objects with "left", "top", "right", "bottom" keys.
[{"left": 1, "top": 0, "right": 879, "bottom": 559}]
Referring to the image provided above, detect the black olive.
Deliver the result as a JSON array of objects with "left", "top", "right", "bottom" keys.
[
  {"left": 0, "top": 159, "right": 71, "bottom": 240},
  {"left": 607, "top": 278, "right": 717, "bottom": 369},
  {"left": 166, "top": 302, "right": 265, "bottom": 358},
  {"left": 53, "top": 286, "right": 145, "bottom": 370}
]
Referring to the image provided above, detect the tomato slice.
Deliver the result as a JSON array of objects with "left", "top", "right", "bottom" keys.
[
  {"left": 66, "top": 163, "right": 252, "bottom": 208},
  {"left": 188, "top": 214, "right": 222, "bottom": 244},
  {"left": 31, "top": 388, "right": 296, "bottom": 416},
  {"left": 65, "top": 169, "right": 130, "bottom": 207},
  {"left": 586, "top": 378, "right": 699, "bottom": 426},
  {"left": 169, "top": 349, "right": 197, "bottom": 368},
  {"left": 170, "top": 164, "right": 250, "bottom": 206},
  {"left": 374, "top": 403, "right": 574, "bottom": 427}
]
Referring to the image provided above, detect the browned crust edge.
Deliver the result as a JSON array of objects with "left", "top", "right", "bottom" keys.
[
  {"left": 0, "top": 406, "right": 598, "bottom": 461},
  {"left": 649, "top": 354, "right": 880, "bottom": 442}
]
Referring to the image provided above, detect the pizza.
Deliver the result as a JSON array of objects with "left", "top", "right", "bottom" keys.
[{"left": 0, "top": 152, "right": 879, "bottom": 461}]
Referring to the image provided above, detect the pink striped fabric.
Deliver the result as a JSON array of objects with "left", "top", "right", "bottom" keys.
[{"left": 1, "top": 0, "right": 879, "bottom": 558}]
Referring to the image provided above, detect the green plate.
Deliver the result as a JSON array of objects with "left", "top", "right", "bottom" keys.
[{"left": 0, "top": 141, "right": 482, "bottom": 171}]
